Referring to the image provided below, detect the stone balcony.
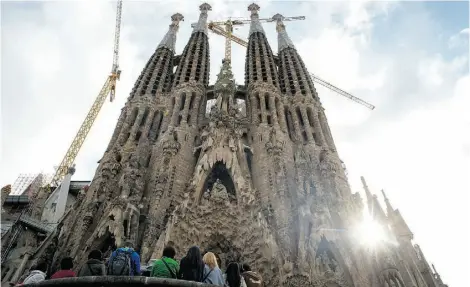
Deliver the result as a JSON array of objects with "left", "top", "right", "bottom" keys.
[{"left": 22, "top": 277, "right": 217, "bottom": 287}]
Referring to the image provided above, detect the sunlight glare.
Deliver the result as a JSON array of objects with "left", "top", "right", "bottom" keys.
[{"left": 355, "top": 216, "right": 387, "bottom": 247}]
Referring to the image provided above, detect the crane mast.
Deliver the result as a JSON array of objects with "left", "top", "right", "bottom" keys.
[
  {"left": 195, "top": 16, "right": 375, "bottom": 110},
  {"left": 49, "top": 0, "right": 123, "bottom": 187}
]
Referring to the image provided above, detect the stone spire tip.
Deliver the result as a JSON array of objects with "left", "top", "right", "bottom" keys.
[
  {"left": 248, "top": 3, "right": 264, "bottom": 35},
  {"left": 171, "top": 13, "right": 184, "bottom": 22},
  {"left": 272, "top": 13, "right": 284, "bottom": 22},
  {"left": 200, "top": 3, "right": 212, "bottom": 12},
  {"left": 248, "top": 3, "right": 260, "bottom": 14}
]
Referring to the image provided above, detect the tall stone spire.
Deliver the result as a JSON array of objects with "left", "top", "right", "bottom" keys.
[
  {"left": 131, "top": 14, "right": 183, "bottom": 97},
  {"left": 381, "top": 189, "right": 395, "bottom": 215},
  {"left": 273, "top": 13, "right": 316, "bottom": 98},
  {"left": 172, "top": 3, "right": 211, "bottom": 88},
  {"left": 157, "top": 13, "right": 184, "bottom": 51},
  {"left": 361, "top": 176, "right": 387, "bottom": 223},
  {"left": 245, "top": 3, "right": 279, "bottom": 89}
]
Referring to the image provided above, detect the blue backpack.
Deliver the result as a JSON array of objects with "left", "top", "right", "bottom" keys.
[{"left": 108, "top": 249, "right": 133, "bottom": 275}]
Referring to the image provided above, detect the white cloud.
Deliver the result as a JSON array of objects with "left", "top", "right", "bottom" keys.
[
  {"left": 449, "top": 27, "right": 470, "bottom": 49},
  {"left": 1, "top": 1, "right": 469, "bottom": 286}
]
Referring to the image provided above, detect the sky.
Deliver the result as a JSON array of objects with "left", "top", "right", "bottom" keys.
[{"left": 1, "top": 0, "right": 469, "bottom": 285}]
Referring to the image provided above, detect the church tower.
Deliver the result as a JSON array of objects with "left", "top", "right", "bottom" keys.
[{"left": 38, "top": 3, "right": 448, "bottom": 287}]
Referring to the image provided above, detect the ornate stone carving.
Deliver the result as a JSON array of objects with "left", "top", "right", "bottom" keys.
[
  {"left": 266, "top": 128, "right": 284, "bottom": 156},
  {"left": 162, "top": 128, "right": 181, "bottom": 156}
]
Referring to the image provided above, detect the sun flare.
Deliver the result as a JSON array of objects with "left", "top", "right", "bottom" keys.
[{"left": 355, "top": 216, "right": 387, "bottom": 247}]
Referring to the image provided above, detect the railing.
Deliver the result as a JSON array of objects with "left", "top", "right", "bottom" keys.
[{"left": 23, "top": 277, "right": 218, "bottom": 287}]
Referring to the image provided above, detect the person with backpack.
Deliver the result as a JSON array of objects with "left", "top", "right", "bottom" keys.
[
  {"left": 150, "top": 246, "right": 179, "bottom": 279},
  {"left": 21, "top": 262, "right": 48, "bottom": 285},
  {"left": 241, "top": 263, "right": 263, "bottom": 287},
  {"left": 78, "top": 250, "right": 106, "bottom": 277},
  {"left": 107, "top": 241, "right": 141, "bottom": 276},
  {"left": 178, "top": 246, "right": 204, "bottom": 282},
  {"left": 202, "top": 252, "right": 224, "bottom": 286},
  {"left": 50, "top": 257, "right": 76, "bottom": 279}
]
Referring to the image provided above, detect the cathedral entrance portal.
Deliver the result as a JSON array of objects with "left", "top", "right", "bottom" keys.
[{"left": 200, "top": 161, "right": 236, "bottom": 203}]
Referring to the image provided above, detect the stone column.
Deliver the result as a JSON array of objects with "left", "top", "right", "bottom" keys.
[{"left": 11, "top": 252, "right": 31, "bottom": 283}]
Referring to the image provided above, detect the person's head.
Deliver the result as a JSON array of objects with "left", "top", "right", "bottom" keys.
[
  {"left": 242, "top": 263, "right": 251, "bottom": 272},
  {"left": 162, "top": 246, "right": 176, "bottom": 259},
  {"left": 60, "top": 257, "right": 74, "bottom": 270},
  {"left": 34, "top": 262, "right": 48, "bottom": 273},
  {"left": 203, "top": 252, "right": 218, "bottom": 269},
  {"left": 185, "top": 246, "right": 203, "bottom": 266},
  {"left": 88, "top": 250, "right": 103, "bottom": 260},
  {"left": 124, "top": 240, "right": 134, "bottom": 249},
  {"left": 226, "top": 262, "right": 241, "bottom": 287}
]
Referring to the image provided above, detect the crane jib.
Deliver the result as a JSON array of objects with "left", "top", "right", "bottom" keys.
[{"left": 49, "top": 0, "right": 123, "bottom": 189}]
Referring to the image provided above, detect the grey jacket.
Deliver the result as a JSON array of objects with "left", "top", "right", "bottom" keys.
[{"left": 78, "top": 259, "right": 106, "bottom": 276}]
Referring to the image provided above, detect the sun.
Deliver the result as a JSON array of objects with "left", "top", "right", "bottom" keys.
[{"left": 354, "top": 215, "right": 387, "bottom": 247}]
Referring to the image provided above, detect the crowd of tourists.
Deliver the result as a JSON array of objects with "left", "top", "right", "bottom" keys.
[{"left": 17, "top": 241, "right": 263, "bottom": 287}]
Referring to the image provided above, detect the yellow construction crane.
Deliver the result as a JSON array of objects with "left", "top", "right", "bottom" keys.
[
  {"left": 195, "top": 17, "right": 375, "bottom": 110},
  {"left": 49, "top": 0, "right": 123, "bottom": 187},
  {"left": 193, "top": 16, "right": 305, "bottom": 63}
]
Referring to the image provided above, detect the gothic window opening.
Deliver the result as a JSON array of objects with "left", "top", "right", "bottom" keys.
[
  {"left": 135, "top": 131, "right": 142, "bottom": 142},
  {"left": 140, "top": 108, "right": 150, "bottom": 127},
  {"left": 149, "top": 111, "right": 163, "bottom": 141},
  {"left": 180, "top": 93, "right": 186, "bottom": 112},
  {"left": 130, "top": 108, "right": 139, "bottom": 127},
  {"left": 267, "top": 114, "right": 272, "bottom": 125},
  {"left": 284, "top": 107, "right": 294, "bottom": 141},
  {"left": 123, "top": 219, "right": 129, "bottom": 237},
  {"left": 256, "top": 93, "right": 262, "bottom": 123},
  {"left": 264, "top": 93, "right": 270, "bottom": 111},
  {"left": 244, "top": 147, "right": 253, "bottom": 177},
  {"left": 296, "top": 107, "right": 307, "bottom": 143},
  {"left": 201, "top": 161, "right": 236, "bottom": 202},
  {"left": 145, "top": 154, "right": 151, "bottom": 168}
]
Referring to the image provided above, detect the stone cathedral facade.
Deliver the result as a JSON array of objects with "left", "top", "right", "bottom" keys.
[{"left": 2, "top": 3, "right": 448, "bottom": 287}]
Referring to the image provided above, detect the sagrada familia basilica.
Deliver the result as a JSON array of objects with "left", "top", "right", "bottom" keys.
[{"left": 1, "top": 3, "right": 449, "bottom": 287}]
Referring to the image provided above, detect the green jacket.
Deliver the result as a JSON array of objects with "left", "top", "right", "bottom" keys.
[{"left": 151, "top": 257, "right": 180, "bottom": 279}]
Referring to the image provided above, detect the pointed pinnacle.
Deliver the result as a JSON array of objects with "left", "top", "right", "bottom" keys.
[
  {"left": 171, "top": 13, "right": 184, "bottom": 23},
  {"left": 200, "top": 3, "right": 212, "bottom": 12},
  {"left": 248, "top": 3, "right": 260, "bottom": 14},
  {"left": 272, "top": 13, "right": 284, "bottom": 22}
]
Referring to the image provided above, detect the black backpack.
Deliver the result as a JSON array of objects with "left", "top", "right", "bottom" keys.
[{"left": 108, "top": 249, "right": 133, "bottom": 276}]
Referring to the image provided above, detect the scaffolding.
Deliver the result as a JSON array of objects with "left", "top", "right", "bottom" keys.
[{"left": 9, "top": 174, "right": 51, "bottom": 196}]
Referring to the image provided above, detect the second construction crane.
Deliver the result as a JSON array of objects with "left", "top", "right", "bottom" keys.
[
  {"left": 194, "top": 13, "right": 375, "bottom": 110},
  {"left": 49, "top": 0, "right": 123, "bottom": 187}
]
